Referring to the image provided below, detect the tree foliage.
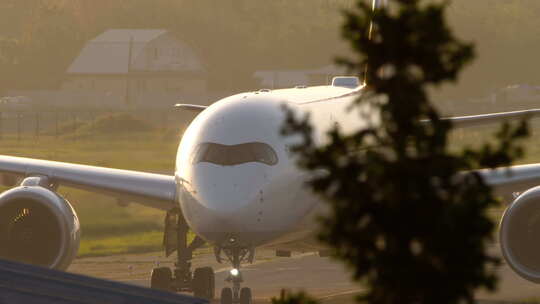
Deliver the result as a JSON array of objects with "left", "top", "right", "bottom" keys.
[
  {"left": 272, "top": 290, "right": 319, "bottom": 304},
  {"left": 281, "top": 0, "right": 529, "bottom": 303}
]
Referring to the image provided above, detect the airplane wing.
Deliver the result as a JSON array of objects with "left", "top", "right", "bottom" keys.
[
  {"left": 0, "top": 155, "right": 177, "bottom": 210},
  {"left": 174, "top": 104, "right": 207, "bottom": 113},
  {"left": 442, "top": 109, "right": 540, "bottom": 200},
  {"left": 0, "top": 108, "right": 539, "bottom": 210},
  {"left": 442, "top": 108, "right": 540, "bottom": 128},
  {"left": 477, "top": 164, "right": 540, "bottom": 202}
]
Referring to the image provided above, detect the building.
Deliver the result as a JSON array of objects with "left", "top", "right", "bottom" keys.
[
  {"left": 253, "top": 65, "right": 350, "bottom": 89},
  {"left": 62, "top": 29, "right": 207, "bottom": 107},
  {"left": 494, "top": 84, "right": 540, "bottom": 103}
]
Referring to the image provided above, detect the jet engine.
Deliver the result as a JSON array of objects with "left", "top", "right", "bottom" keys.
[
  {"left": 0, "top": 183, "right": 80, "bottom": 270},
  {"left": 500, "top": 186, "right": 540, "bottom": 283}
]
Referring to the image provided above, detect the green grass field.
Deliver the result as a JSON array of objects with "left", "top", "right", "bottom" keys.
[
  {"left": 1, "top": 115, "right": 540, "bottom": 258},
  {"left": 0, "top": 130, "right": 181, "bottom": 257},
  {"left": 448, "top": 120, "right": 540, "bottom": 165}
]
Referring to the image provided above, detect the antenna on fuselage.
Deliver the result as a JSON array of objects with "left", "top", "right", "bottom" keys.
[{"left": 363, "top": 0, "right": 387, "bottom": 86}]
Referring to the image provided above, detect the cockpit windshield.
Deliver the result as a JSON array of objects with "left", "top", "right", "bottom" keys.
[{"left": 191, "top": 142, "right": 278, "bottom": 166}]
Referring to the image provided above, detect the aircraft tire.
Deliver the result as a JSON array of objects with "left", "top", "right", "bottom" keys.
[
  {"left": 150, "top": 267, "right": 172, "bottom": 291},
  {"left": 193, "top": 267, "right": 215, "bottom": 299},
  {"left": 240, "top": 287, "right": 252, "bottom": 304},
  {"left": 220, "top": 287, "right": 233, "bottom": 304}
]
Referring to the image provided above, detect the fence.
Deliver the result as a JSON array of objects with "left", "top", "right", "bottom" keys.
[
  {"left": 1, "top": 99, "right": 538, "bottom": 141},
  {"left": 0, "top": 110, "right": 193, "bottom": 141}
]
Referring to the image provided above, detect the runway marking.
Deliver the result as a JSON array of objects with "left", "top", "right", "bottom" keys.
[
  {"left": 214, "top": 252, "right": 316, "bottom": 274},
  {"left": 318, "top": 288, "right": 364, "bottom": 300},
  {"left": 121, "top": 252, "right": 318, "bottom": 284}
]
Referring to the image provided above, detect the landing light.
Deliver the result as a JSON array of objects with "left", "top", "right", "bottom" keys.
[{"left": 230, "top": 268, "right": 239, "bottom": 276}]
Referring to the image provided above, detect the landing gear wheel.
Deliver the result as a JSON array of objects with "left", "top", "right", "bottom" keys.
[
  {"left": 193, "top": 267, "right": 215, "bottom": 300},
  {"left": 240, "top": 287, "right": 252, "bottom": 304},
  {"left": 150, "top": 267, "right": 172, "bottom": 291},
  {"left": 221, "top": 287, "right": 233, "bottom": 304}
]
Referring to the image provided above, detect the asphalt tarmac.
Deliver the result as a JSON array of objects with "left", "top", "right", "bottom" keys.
[{"left": 69, "top": 245, "right": 540, "bottom": 303}]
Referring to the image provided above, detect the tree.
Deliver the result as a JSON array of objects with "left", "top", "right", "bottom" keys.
[
  {"left": 280, "top": 0, "right": 529, "bottom": 303},
  {"left": 272, "top": 291, "right": 318, "bottom": 304}
]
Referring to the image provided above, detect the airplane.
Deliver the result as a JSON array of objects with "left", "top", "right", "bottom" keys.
[{"left": 2, "top": 76, "right": 540, "bottom": 304}]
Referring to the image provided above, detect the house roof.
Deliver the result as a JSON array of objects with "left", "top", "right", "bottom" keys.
[{"left": 67, "top": 29, "right": 168, "bottom": 75}]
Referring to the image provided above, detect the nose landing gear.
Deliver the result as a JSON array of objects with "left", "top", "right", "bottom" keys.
[
  {"left": 216, "top": 246, "right": 254, "bottom": 304},
  {"left": 150, "top": 210, "right": 255, "bottom": 303},
  {"left": 150, "top": 210, "right": 215, "bottom": 300}
]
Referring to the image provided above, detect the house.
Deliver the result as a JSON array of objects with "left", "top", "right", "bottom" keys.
[
  {"left": 494, "top": 84, "right": 540, "bottom": 103},
  {"left": 253, "top": 65, "right": 350, "bottom": 89},
  {"left": 62, "top": 29, "right": 207, "bottom": 107}
]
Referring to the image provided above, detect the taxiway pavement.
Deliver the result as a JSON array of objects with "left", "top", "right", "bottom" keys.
[{"left": 68, "top": 245, "right": 539, "bottom": 303}]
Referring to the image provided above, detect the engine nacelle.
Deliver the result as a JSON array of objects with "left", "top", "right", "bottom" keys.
[
  {"left": 0, "top": 185, "right": 80, "bottom": 270},
  {"left": 500, "top": 186, "right": 540, "bottom": 283}
]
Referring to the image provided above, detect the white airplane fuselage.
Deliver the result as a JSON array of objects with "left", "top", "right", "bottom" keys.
[{"left": 174, "top": 85, "right": 374, "bottom": 252}]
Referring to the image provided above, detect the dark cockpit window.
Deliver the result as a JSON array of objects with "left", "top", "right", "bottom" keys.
[{"left": 192, "top": 142, "right": 278, "bottom": 166}]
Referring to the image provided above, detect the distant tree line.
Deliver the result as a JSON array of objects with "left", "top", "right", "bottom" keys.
[{"left": 0, "top": 0, "right": 539, "bottom": 98}]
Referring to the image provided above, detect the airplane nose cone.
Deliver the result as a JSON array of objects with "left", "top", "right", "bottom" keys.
[
  {"left": 179, "top": 164, "right": 278, "bottom": 246},
  {"left": 194, "top": 164, "right": 269, "bottom": 214},
  {"left": 179, "top": 165, "right": 316, "bottom": 248}
]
